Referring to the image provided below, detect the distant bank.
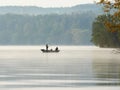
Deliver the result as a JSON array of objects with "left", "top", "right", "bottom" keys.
[
  {"left": 0, "top": 4, "right": 102, "bottom": 15},
  {"left": 0, "top": 4, "right": 103, "bottom": 45}
]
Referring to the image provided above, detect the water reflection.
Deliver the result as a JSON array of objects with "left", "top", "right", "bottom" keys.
[
  {"left": 0, "top": 46, "right": 119, "bottom": 88},
  {"left": 92, "top": 56, "right": 120, "bottom": 86}
]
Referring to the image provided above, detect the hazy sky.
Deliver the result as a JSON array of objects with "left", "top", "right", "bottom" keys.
[{"left": 0, "top": 0, "right": 94, "bottom": 7}]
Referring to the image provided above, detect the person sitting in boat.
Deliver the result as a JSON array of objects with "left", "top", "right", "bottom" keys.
[
  {"left": 46, "top": 44, "right": 48, "bottom": 50},
  {"left": 55, "top": 47, "right": 59, "bottom": 51},
  {"left": 50, "top": 49, "right": 53, "bottom": 51}
]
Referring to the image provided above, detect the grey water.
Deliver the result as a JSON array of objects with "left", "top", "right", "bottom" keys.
[{"left": 0, "top": 46, "right": 120, "bottom": 90}]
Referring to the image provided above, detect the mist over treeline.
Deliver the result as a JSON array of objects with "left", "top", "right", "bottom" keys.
[
  {"left": 0, "top": 4, "right": 102, "bottom": 15},
  {"left": 0, "top": 4, "right": 102, "bottom": 45}
]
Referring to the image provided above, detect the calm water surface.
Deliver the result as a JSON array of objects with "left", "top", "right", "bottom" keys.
[{"left": 0, "top": 46, "right": 120, "bottom": 90}]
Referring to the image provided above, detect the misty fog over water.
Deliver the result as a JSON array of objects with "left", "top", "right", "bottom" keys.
[{"left": 0, "top": 46, "right": 119, "bottom": 90}]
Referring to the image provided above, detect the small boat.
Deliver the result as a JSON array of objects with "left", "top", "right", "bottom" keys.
[
  {"left": 41, "top": 49, "right": 60, "bottom": 53},
  {"left": 41, "top": 44, "right": 60, "bottom": 53}
]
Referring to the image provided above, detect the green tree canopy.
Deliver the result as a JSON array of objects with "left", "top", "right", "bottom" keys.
[{"left": 92, "top": 15, "right": 120, "bottom": 47}]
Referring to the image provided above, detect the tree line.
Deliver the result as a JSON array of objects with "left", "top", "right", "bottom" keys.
[
  {"left": 91, "top": 0, "right": 120, "bottom": 48},
  {"left": 91, "top": 15, "right": 120, "bottom": 47},
  {"left": 0, "top": 13, "right": 95, "bottom": 45}
]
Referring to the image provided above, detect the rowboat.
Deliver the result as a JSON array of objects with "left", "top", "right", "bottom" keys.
[{"left": 41, "top": 49, "right": 60, "bottom": 53}]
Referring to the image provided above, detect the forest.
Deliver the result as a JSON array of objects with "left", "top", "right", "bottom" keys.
[
  {"left": 91, "top": 0, "right": 120, "bottom": 48},
  {"left": 92, "top": 15, "right": 120, "bottom": 47},
  {"left": 0, "top": 13, "right": 95, "bottom": 45},
  {"left": 0, "top": 4, "right": 104, "bottom": 45}
]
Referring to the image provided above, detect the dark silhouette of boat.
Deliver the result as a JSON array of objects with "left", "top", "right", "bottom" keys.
[
  {"left": 41, "top": 49, "right": 60, "bottom": 53},
  {"left": 41, "top": 44, "right": 60, "bottom": 53}
]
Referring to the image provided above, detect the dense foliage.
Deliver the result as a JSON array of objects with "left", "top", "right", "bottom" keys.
[
  {"left": 91, "top": 0, "right": 120, "bottom": 47},
  {"left": 91, "top": 15, "right": 120, "bottom": 47},
  {"left": 97, "top": 0, "right": 120, "bottom": 33},
  {"left": 0, "top": 13, "right": 95, "bottom": 45}
]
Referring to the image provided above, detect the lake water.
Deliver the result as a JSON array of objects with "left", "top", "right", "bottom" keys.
[{"left": 0, "top": 46, "right": 120, "bottom": 90}]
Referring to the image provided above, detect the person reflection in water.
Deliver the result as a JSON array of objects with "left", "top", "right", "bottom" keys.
[{"left": 46, "top": 44, "right": 48, "bottom": 50}]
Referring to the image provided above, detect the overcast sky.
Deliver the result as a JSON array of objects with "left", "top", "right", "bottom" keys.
[{"left": 0, "top": 0, "right": 94, "bottom": 7}]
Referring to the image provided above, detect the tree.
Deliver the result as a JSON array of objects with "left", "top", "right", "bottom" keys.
[
  {"left": 97, "top": 0, "right": 120, "bottom": 33},
  {"left": 92, "top": 15, "right": 120, "bottom": 47}
]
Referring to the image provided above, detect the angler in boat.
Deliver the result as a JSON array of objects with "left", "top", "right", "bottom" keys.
[{"left": 41, "top": 44, "right": 60, "bottom": 53}]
